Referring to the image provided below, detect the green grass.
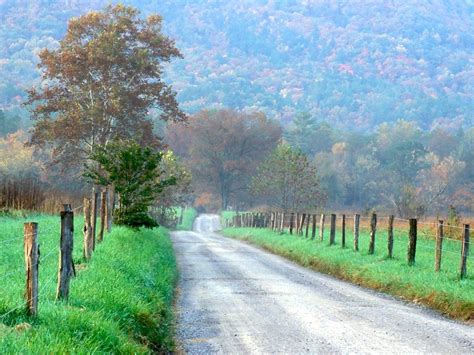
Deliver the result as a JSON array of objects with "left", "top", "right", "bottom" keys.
[
  {"left": 222, "top": 225, "right": 474, "bottom": 321},
  {"left": 0, "top": 213, "right": 177, "bottom": 353},
  {"left": 176, "top": 207, "right": 197, "bottom": 230}
]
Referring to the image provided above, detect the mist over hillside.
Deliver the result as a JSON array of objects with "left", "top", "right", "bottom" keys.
[{"left": 0, "top": 0, "right": 473, "bottom": 130}]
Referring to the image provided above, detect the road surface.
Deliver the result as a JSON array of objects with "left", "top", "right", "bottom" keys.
[{"left": 172, "top": 214, "right": 474, "bottom": 354}]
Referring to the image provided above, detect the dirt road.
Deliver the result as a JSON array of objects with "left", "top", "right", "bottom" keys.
[{"left": 172, "top": 214, "right": 474, "bottom": 354}]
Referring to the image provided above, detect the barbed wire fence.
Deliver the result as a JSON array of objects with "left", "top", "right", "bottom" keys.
[
  {"left": 225, "top": 210, "right": 471, "bottom": 279},
  {"left": 0, "top": 187, "right": 114, "bottom": 322}
]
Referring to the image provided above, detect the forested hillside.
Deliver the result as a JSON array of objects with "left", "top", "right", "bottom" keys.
[{"left": 1, "top": 0, "right": 473, "bottom": 129}]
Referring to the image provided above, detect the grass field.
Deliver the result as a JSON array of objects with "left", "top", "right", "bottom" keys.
[
  {"left": 222, "top": 224, "right": 474, "bottom": 321},
  {"left": 0, "top": 213, "right": 177, "bottom": 353},
  {"left": 176, "top": 207, "right": 197, "bottom": 230}
]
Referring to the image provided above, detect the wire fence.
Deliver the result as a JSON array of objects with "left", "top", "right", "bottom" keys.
[
  {"left": 0, "top": 189, "right": 113, "bottom": 323},
  {"left": 225, "top": 210, "right": 471, "bottom": 279}
]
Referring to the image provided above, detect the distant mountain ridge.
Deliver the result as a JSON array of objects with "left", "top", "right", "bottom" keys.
[{"left": 0, "top": 0, "right": 473, "bottom": 130}]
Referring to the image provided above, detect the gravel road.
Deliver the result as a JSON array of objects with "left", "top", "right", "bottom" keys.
[{"left": 172, "top": 214, "right": 474, "bottom": 354}]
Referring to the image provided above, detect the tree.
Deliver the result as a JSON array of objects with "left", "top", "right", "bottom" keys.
[
  {"left": 26, "top": 4, "right": 186, "bottom": 166},
  {"left": 251, "top": 142, "right": 324, "bottom": 212},
  {"left": 285, "top": 112, "right": 335, "bottom": 156},
  {"left": 84, "top": 140, "right": 175, "bottom": 228},
  {"left": 374, "top": 121, "right": 429, "bottom": 217},
  {"left": 166, "top": 109, "right": 281, "bottom": 210}
]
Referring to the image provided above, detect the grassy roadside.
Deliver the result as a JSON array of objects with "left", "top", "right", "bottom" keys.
[
  {"left": 222, "top": 227, "right": 474, "bottom": 321},
  {"left": 176, "top": 207, "right": 197, "bottom": 230},
  {"left": 0, "top": 214, "right": 177, "bottom": 353}
]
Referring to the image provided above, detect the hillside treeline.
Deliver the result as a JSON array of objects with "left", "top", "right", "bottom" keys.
[
  {"left": 1, "top": 0, "right": 473, "bottom": 130},
  {"left": 166, "top": 110, "right": 474, "bottom": 218}
]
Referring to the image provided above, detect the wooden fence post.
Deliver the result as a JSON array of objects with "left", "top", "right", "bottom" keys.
[
  {"left": 98, "top": 190, "right": 107, "bottom": 243},
  {"left": 311, "top": 214, "right": 317, "bottom": 240},
  {"left": 290, "top": 213, "right": 292, "bottom": 234},
  {"left": 106, "top": 186, "right": 113, "bottom": 233},
  {"left": 57, "top": 208, "right": 75, "bottom": 300},
  {"left": 83, "top": 198, "right": 93, "bottom": 260},
  {"left": 329, "top": 214, "right": 336, "bottom": 245},
  {"left": 368, "top": 213, "right": 377, "bottom": 255},
  {"left": 435, "top": 220, "right": 444, "bottom": 272},
  {"left": 319, "top": 214, "right": 325, "bottom": 241},
  {"left": 341, "top": 214, "right": 346, "bottom": 248},
  {"left": 24, "top": 222, "right": 39, "bottom": 316},
  {"left": 460, "top": 224, "right": 470, "bottom": 279},
  {"left": 407, "top": 218, "right": 417, "bottom": 266},
  {"left": 387, "top": 215, "right": 394, "bottom": 258},
  {"left": 91, "top": 189, "right": 98, "bottom": 251},
  {"left": 305, "top": 214, "right": 310, "bottom": 238},
  {"left": 300, "top": 214, "right": 306, "bottom": 235},
  {"left": 295, "top": 213, "right": 300, "bottom": 234},
  {"left": 354, "top": 214, "right": 360, "bottom": 251}
]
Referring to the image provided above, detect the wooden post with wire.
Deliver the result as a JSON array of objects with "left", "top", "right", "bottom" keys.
[
  {"left": 407, "top": 218, "right": 417, "bottom": 266},
  {"left": 83, "top": 198, "right": 93, "bottom": 260},
  {"left": 341, "top": 214, "right": 346, "bottom": 248},
  {"left": 57, "top": 205, "right": 75, "bottom": 300},
  {"left": 106, "top": 186, "right": 113, "bottom": 233},
  {"left": 24, "top": 222, "right": 39, "bottom": 316},
  {"left": 354, "top": 214, "right": 360, "bottom": 251},
  {"left": 435, "top": 220, "right": 444, "bottom": 272},
  {"left": 300, "top": 214, "right": 306, "bottom": 235},
  {"left": 289, "top": 213, "right": 294, "bottom": 235},
  {"left": 329, "top": 214, "right": 336, "bottom": 245},
  {"left": 368, "top": 213, "right": 377, "bottom": 255},
  {"left": 460, "top": 224, "right": 470, "bottom": 279},
  {"left": 91, "top": 189, "right": 98, "bottom": 251},
  {"left": 98, "top": 189, "right": 107, "bottom": 243},
  {"left": 388, "top": 215, "right": 394, "bottom": 258},
  {"left": 305, "top": 214, "right": 310, "bottom": 238},
  {"left": 319, "top": 214, "right": 325, "bottom": 241},
  {"left": 311, "top": 214, "right": 317, "bottom": 240}
]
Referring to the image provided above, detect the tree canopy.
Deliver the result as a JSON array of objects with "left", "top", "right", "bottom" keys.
[{"left": 26, "top": 4, "right": 185, "bottom": 166}]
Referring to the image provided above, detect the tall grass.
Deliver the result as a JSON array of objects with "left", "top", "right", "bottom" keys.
[
  {"left": 222, "top": 224, "right": 474, "bottom": 321},
  {"left": 0, "top": 213, "right": 177, "bottom": 352}
]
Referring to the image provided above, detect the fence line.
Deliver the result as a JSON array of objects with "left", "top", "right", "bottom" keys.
[
  {"left": 226, "top": 210, "right": 471, "bottom": 280},
  {"left": 0, "top": 189, "right": 113, "bottom": 321}
]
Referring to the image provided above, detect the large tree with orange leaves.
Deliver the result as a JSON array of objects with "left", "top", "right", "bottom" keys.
[{"left": 26, "top": 4, "right": 186, "bottom": 166}]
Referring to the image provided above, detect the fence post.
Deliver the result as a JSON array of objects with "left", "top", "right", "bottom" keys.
[
  {"left": 354, "top": 214, "right": 360, "bottom": 251},
  {"left": 311, "top": 214, "right": 317, "bottom": 240},
  {"left": 319, "top": 214, "right": 325, "bottom": 241},
  {"left": 300, "top": 214, "right": 306, "bottom": 235},
  {"left": 435, "top": 220, "right": 444, "bottom": 272},
  {"left": 341, "top": 214, "right": 346, "bottom": 248},
  {"left": 329, "top": 214, "right": 336, "bottom": 245},
  {"left": 460, "top": 224, "right": 470, "bottom": 279},
  {"left": 91, "top": 189, "right": 98, "bottom": 251},
  {"left": 83, "top": 198, "right": 93, "bottom": 260},
  {"left": 289, "top": 213, "right": 294, "bottom": 235},
  {"left": 387, "top": 215, "right": 394, "bottom": 258},
  {"left": 368, "top": 213, "right": 377, "bottom": 254},
  {"left": 98, "top": 189, "right": 107, "bottom": 243},
  {"left": 57, "top": 208, "right": 75, "bottom": 300},
  {"left": 24, "top": 222, "right": 39, "bottom": 317},
  {"left": 305, "top": 214, "right": 310, "bottom": 238},
  {"left": 407, "top": 218, "right": 417, "bottom": 266},
  {"left": 106, "top": 186, "right": 113, "bottom": 233},
  {"left": 295, "top": 213, "right": 300, "bottom": 234}
]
